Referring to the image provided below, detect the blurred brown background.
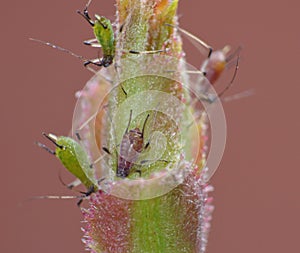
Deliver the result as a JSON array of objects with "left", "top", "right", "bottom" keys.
[{"left": 1, "top": 0, "right": 299, "bottom": 252}]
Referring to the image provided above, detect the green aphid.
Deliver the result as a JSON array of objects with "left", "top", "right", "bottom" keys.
[
  {"left": 77, "top": 1, "right": 115, "bottom": 67},
  {"left": 77, "top": 0, "right": 164, "bottom": 68},
  {"left": 37, "top": 133, "right": 100, "bottom": 205}
]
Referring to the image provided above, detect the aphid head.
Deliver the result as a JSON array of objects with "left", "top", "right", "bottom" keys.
[
  {"left": 41, "top": 133, "right": 76, "bottom": 163},
  {"left": 101, "top": 55, "right": 114, "bottom": 67},
  {"left": 129, "top": 128, "right": 143, "bottom": 138}
]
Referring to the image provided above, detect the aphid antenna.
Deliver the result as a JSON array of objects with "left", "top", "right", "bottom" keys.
[
  {"left": 76, "top": 111, "right": 99, "bottom": 131},
  {"left": 29, "top": 38, "right": 97, "bottom": 74},
  {"left": 216, "top": 54, "right": 240, "bottom": 99},
  {"left": 225, "top": 45, "right": 243, "bottom": 63},
  {"left": 30, "top": 195, "right": 85, "bottom": 202},
  {"left": 35, "top": 141, "right": 55, "bottom": 155},
  {"left": 125, "top": 109, "right": 133, "bottom": 134},
  {"left": 143, "top": 104, "right": 161, "bottom": 150},
  {"left": 89, "top": 153, "right": 107, "bottom": 168},
  {"left": 28, "top": 185, "right": 97, "bottom": 206},
  {"left": 141, "top": 114, "right": 150, "bottom": 138},
  {"left": 30, "top": 38, "right": 85, "bottom": 62},
  {"left": 222, "top": 89, "right": 254, "bottom": 102},
  {"left": 123, "top": 108, "right": 147, "bottom": 137},
  {"left": 85, "top": 0, "right": 93, "bottom": 10},
  {"left": 165, "top": 23, "right": 213, "bottom": 58},
  {"left": 20, "top": 193, "right": 87, "bottom": 207}
]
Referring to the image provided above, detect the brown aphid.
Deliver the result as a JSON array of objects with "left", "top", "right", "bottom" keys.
[
  {"left": 116, "top": 110, "right": 150, "bottom": 178},
  {"left": 102, "top": 110, "right": 150, "bottom": 178},
  {"left": 166, "top": 24, "right": 240, "bottom": 100}
]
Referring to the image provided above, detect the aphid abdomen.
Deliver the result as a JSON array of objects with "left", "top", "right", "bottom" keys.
[
  {"left": 55, "top": 136, "right": 98, "bottom": 191},
  {"left": 201, "top": 50, "right": 227, "bottom": 85},
  {"left": 93, "top": 16, "right": 115, "bottom": 61}
]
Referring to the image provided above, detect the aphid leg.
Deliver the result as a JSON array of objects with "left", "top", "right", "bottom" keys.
[
  {"left": 119, "top": 23, "right": 124, "bottom": 33},
  {"left": 75, "top": 131, "right": 95, "bottom": 169},
  {"left": 144, "top": 141, "right": 150, "bottom": 150},
  {"left": 74, "top": 131, "right": 96, "bottom": 169},
  {"left": 58, "top": 170, "right": 70, "bottom": 188},
  {"left": 215, "top": 55, "right": 240, "bottom": 99},
  {"left": 68, "top": 179, "right": 82, "bottom": 189},
  {"left": 77, "top": 0, "right": 94, "bottom": 27},
  {"left": 165, "top": 23, "right": 213, "bottom": 58},
  {"left": 128, "top": 49, "right": 165, "bottom": 55},
  {"left": 185, "top": 110, "right": 205, "bottom": 130},
  {"left": 84, "top": 58, "right": 103, "bottom": 67},
  {"left": 140, "top": 159, "right": 169, "bottom": 165},
  {"left": 121, "top": 86, "right": 128, "bottom": 97},
  {"left": 58, "top": 173, "right": 87, "bottom": 196},
  {"left": 143, "top": 109, "right": 159, "bottom": 149},
  {"left": 76, "top": 112, "right": 99, "bottom": 132},
  {"left": 83, "top": 38, "right": 101, "bottom": 48},
  {"left": 189, "top": 53, "right": 240, "bottom": 104},
  {"left": 77, "top": 184, "right": 96, "bottom": 206},
  {"left": 186, "top": 91, "right": 252, "bottom": 130},
  {"left": 134, "top": 169, "right": 142, "bottom": 177},
  {"left": 102, "top": 147, "right": 111, "bottom": 154},
  {"left": 75, "top": 132, "right": 82, "bottom": 141},
  {"left": 58, "top": 171, "right": 82, "bottom": 190},
  {"left": 76, "top": 198, "right": 84, "bottom": 207},
  {"left": 36, "top": 142, "right": 55, "bottom": 155}
]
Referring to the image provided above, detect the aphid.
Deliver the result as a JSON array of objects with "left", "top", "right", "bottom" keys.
[
  {"left": 103, "top": 110, "right": 150, "bottom": 178},
  {"left": 37, "top": 132, "right": 100, "bottom": 205},
  {"left": 167, "top": 24, "right": 241, "bottom": 100},
  {"left": 77, "top": 0, "right": 115, "bottom": 67},
  {"left": 78, "top": 0, "right": 165, "bottom": 67},
  {"left": 30, "top": 0, "right": 164, "bottom": 71}
]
